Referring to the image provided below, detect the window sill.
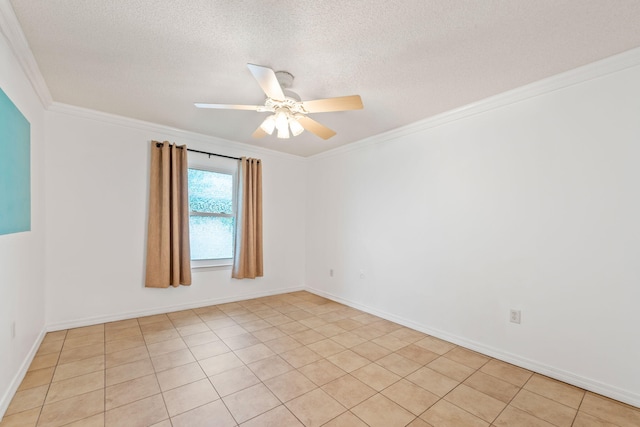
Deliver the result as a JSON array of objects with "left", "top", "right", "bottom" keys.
[{"left": 191, "top": 262, "right": 232, "bottom": 271}]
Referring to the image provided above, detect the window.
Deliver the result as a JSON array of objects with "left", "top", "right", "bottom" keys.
[{"left": 188, "top": 165, "right": 236, "bottom": 267}]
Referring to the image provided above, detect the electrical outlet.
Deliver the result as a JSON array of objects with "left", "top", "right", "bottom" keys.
[
  {"left": 510, "top": 310, "right": 521, "bottom": 324},
  {"left": 329, "top": 269, "right": 334, "bottom": 277},
  {"left": 11, "top": 321, "right": 16, "bottom": 339}
]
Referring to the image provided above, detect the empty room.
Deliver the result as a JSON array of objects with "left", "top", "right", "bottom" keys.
[{"left": 1, "top": 1, "right": 639, "bottom": 426}]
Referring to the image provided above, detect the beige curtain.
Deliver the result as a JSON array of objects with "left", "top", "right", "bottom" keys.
[
  {"left": 145, "top": 141, "right": 192, "bottom": 288},
  {"left": 232, "top": 157, "right": 263, "bottom": 279}
]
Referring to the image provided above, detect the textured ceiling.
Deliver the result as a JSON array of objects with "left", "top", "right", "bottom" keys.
[{"left": 8, "top": 1, "right": 640, "bottom": 157}]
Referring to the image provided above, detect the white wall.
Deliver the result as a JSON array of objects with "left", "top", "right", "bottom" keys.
[
  {"left": 0, "top": 32, "right": 46, "bottom": 415},
  {"left": 306, "top": 62, "right": 640, "bottom": 405},
  {"left": 44, "top": 109, "right": 307, "bottom": 328}
]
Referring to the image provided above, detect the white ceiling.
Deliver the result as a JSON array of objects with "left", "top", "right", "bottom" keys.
[{"left": 8, "top": 1, "right": 640, "bottom": 157}]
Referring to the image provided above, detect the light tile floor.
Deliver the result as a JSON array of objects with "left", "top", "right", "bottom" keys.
[{"left": 2, "top": 291, "right": 639, "bottom": 426}]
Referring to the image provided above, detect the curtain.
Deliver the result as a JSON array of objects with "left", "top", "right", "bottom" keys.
[
  {"left": 145, "top": 141, "right": 192, "bottom": 288},
  {"left": 232, "top": 157, "right": 263, "bottom": 279}
]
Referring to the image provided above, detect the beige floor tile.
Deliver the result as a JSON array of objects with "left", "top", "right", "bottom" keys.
[
  {"left": 247, "top": 355, "right": 294, "bottom": 381},
  {"left": 38, "top": 389, "right": 104, "bottom": 427},
  {"left": 0, "top": 406, "right": 40, "bottom": 426},
  {"left": 351, "top": 325, "right": 386, "bottom": 341},
  {"left": 140, "top": 319, "right": 175, "bottom": 334},
  {"left": 223, "top": 383, "right": 280, "bottom": 424},
  {"left": 137, "top": 313, "right": 169, "bottom": 326},
  {"left": 163, "top": 378, "right": 219, "bottom": 417},
  {"left": 407, "top": 417, "right": 433, "bottom": 427},
  {"left": 327, "top": 350, "right": 370, "bottom": 373},
  {"left": 285, "top": 310, "right": 314, "bottom": 321},
  {"left": 443, "top": 347, "right": 490, "bottom": 370},
  {"left": 221, "top": 332, "right": 261, "bottom": 350},
  {"left": 462, "top": 371, "right": 520, "bottom": 403},
  {"left": 290, "top": 329, "right": 326, "bottom": 345},
  {"left": 351, "top": 341, "right": 392, "bottom": 361},
  {"left": 105, "top": 358, "right": 154, "bottom": 386},
  {"left": 63, "top": 413, "right": 104, "bottom": 427},
  {"left": 406, "top": 367, "right": 460, "bottom": 397},
  {"left": 198, "top": 351, "right": 244, "bottom": 377},
  {"left": 105, "top": 393, "right": 168, "bottom": 427},
  {"left": 213, "top": 325, "right": 248, "bottom": 339},
  {"left": 104, "top": 318, "right": 138, "bottom": 331},
  {"left": 151, "top": 348, "right": 195, "bottom": 372},
  {"left": 264, "top": 336, "right": 302, "bottom": 354},
  {"left": 397, "top": 344, "right": 440, "bottom": 365},
  {"left": 45, "top": 371, "right": 104, "bottom": 404},
  {"left": 149, "top": 420, "right": 172, "bottom": 427},
  {"left": 176, "top": 322, "right": 209, "bottom": 337},
  {"left": 298, "top": 359, "right": 346, "bottom": 386},
  {"left": 389, "top": 327, "right": 427, "bottom": 343},
  {"left": 307, "top": 339, "right": 346, "bottom": 358},
  {"left": 52, "top": 355, "right": 104, "bottom": 383},
  {"left": 251, "top": 326, "right": 287, "bottom": 342},
  {"left": 189, "top": 340, "right": 230, "bottom": 360},
  {"left": 414, "top": 336, "right": 457, "bottom": 355},
  {"left": 241, "top": 319, "right": 272, "bottom": 332},
  {"left": 42, "top": 331, "right": 67, "bottom": 343},
  {"left": 444, "top": 384, "right": 506, "bottom": 422},
  {"left": 17, "top": 367, "right": 55, "bottom": 391},
  {"left": 314, "top": 323, "right": 346, "bottom": 338},
  {"left": 105, "top": 374, "right": 160, "bottom": 410},
  {"left": 371, "top": 319, "right": 403, "bottom": 333},
  {"left": 104, "top": 326, "right": 142, "bottom": 342},
  {"left": 331, "top": 332, "right": 367, "bottom": 349},
  {"left": 229, "top": 312, "right": 260, "bottom": 324},
  {"left": 142, "top": 329, "right": 181, "bottom": 345},
  {"left": 572, "top": 411, "right": 619, "bottom": 426},
  {"left": 352, "top": 393, "right": 415, "bottom": 427},
  {"left": 321, "top": 375, "right": 376, "bottom": 408},
  {"left": 171, "top": 400, "right": 236, "bottom": 427},
  {"left": 234, "top": 343, "right": 275, "bottom": 364},
  {"left": 524, "top": 374, "right": 585, "bottom": 409},
  {"left": 479, "top": 359, "right": 532, "bottom": 387},
  {"left": 579, "top": 392, "right": 640, "bottom": 427},
  {"left": 351, "top": 363, "right": 400, "bottom": 391},
  {"left": 28, "top": 353, "right": 59, "bottom": 372},
  {"left": 105, "top": 336, "right": 145, "bottom": 354},
  {"left": 279, "top": 346, "right": 322, "bottom": 368},
  {"left": 493, "top": 406, "right": 555, "bottom": 427},
  {"left": 62, "top": 333, "right": 105, "bottom": 350},
  {"left": 182, "top": 331, "right": 219, "bottom": 348},
  {"left": 332, "top": 318, "right": 365, "bottom": 332},
  {"left": 58, "top": 343, "right": 104, "bottom": 365},
  {"left": 146, "top": 337, "right": 187, "bottom": 357},
  {"left": 427, "top": 356, "right": 475, "bottom": 382},
  {"left": 66, "top": 325, "right": 104, "bottom": 339},
  {"left": 511, "top": 389, "right": 577, "bottom": 426},
  {"left": 156, "top": 361, "right": 206, "bottom": 391},
  {"left": 266, "top": 314, "right": 294, "bottom": 326},
  {"left": 286, "top": 388, "right": 346, "bottom": 427},
  {"left": 264, "top": 370, "right": 317, "bottom": 402},
  {"left": 209, "top": 365, "right": 261, "bottom": 397},
  {"left": 277, "top": 321, "right": 310, "bottom": 335},
  {"left": 4, "top": 385, "right": 48, "bottom": 416},
  {"left": 420, "top": 399, "right": 489, "bottom": 427},
  {"left": 376, "top": 352, "right": 422, "bottom": 377},
  {"left": 382, "top": 379, "right": 439, "bottom": 415},
  {"left": 105, "top": 345, "right": 149, "bottom": 368},
  {"left": 322, "top": 411, "right": 368, "bottom": 427},
  {"left": 372, "top": 333, "right": 410, "bottom": 352},
  {"left": 239, "top": 405, "right": 303, "bottom": 427}
]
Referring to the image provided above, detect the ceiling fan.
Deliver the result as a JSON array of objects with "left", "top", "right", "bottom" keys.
[{"left": 195, "top": 64, "right": 363, "bottom": 140}]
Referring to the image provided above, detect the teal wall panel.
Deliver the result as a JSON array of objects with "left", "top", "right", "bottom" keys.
[{"left": 0, "top": 87, "right": 31, "bottom": 235}]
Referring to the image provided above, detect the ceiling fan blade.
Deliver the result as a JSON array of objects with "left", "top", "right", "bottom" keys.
[
  {"left": 194, "top": 103, "right": 262, "bottom": 110},
  {"left": 252, "top": 126, "right": 267, "bottom": 138},
  {"left": 247, "top": 64, "right": 285, "bottom": 101},
  {"left": 296, "top": 116, "right": 337, "bottom": 140},
  {"left": 302, "top": 95, "right": 363, "bottom": 113}
]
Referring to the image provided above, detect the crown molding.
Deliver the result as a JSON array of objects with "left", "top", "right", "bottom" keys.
[
  {"left": 0, "top": 0, "right": 52, "bottom": 107},
  {"left": 48, "top": 102, "right": 306, "bottom": 162},
  {"left": 310, "top": 46, "right": 640, "bottom": 162}
]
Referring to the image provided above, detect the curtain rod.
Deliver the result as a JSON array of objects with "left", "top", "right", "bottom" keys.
[{"left": 155, "top": 142, "right": 241, "bottom": 161}]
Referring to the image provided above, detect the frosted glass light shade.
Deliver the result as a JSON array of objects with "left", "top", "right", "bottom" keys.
[
  {"left": 260, "top": 115, "right": 276, "bottom": 134},
  {"left": 289, "top": 117, "right": 304, "bottom": 136}
]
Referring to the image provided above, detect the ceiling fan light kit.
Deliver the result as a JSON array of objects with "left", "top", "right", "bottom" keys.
[{"left": 195, "top": 64, "right": 363, "bottom": 140}]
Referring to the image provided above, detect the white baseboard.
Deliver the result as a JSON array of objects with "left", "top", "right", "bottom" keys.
[
  {"left": 0, "top": 328, "right": 47, "bottom": 420},
  {"left": 305, "top": 286, "right": 640, "bottom": 408},
  {"left": 46, "top": 285, "right": 305, "bottom": 332}
]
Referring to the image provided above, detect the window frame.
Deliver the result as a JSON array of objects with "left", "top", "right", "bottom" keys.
[{"left": 187, "top": 157, "right": 238, "bottom": 269}]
